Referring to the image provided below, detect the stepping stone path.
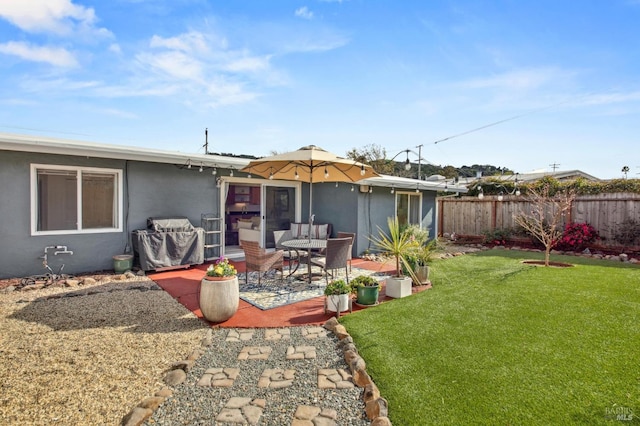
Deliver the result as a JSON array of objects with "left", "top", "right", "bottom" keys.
[
  {"left": 215, "top": 397, "right": 265, "bottom": 424},
  {"left": 238, "top": 346, "right": 272, "bottom": 360},
  {"left": 292, "top": 405, "right": 338, "bottom": 425},
  {"left": 226, "top": 329, "right": 255, "bottom": 342},
  {"left": 318, "top": 368, "right": 355, "bottom": 389},
  {"left": 140, "top": 325, "right": 377, "bottom": 425},
  {"left": 286, "top": 345, "right": 317, "bottom": 360},
  {"left": 257, "top": 368, "right": 296, "bottom": 388},
  {"left": 301, "top": 326, "right": 327, "bottom": 339},
  {"left": 196, "top": 367, "right": 240, "bottom": 387},
  {"left": 265, "top": 328, "right": 291, "bottom": 340}
]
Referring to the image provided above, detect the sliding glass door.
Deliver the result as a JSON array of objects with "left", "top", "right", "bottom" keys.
[{"left": 263, "top": 185, "right": 297, "bottom": 248}]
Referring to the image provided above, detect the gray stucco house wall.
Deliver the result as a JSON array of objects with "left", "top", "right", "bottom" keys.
[
  {"left": 0, "top": 150, "right": 226, "bottom": 279},
  {"left": 1, "top": 134, "right": 465, "bottom": 279}
]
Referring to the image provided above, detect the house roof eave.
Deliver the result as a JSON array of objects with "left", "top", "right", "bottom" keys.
[{"left": 0, "top": 132, "right": 249, "bottom": 169}]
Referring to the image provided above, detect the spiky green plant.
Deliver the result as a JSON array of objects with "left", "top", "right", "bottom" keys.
[{"left": 370, "top": 216, "right": 416, "bottom": 278}]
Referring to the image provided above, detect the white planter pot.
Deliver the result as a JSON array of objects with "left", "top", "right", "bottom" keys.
[
  {"left": 199, "top": 276, "right": 239, "bottom": 323},
  {"left": 385, "top": 276, "right": 412, "bottom": 298},
  {"left": 326, "top": 294, "right": 350, "bottom": 313}
]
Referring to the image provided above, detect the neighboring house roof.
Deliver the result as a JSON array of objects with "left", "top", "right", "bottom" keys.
[
  {"left": 0, "top": 132, "right": 469, "bottom": 193},
  {"left": 455, "top": 170, "right": 601, "bottom": 187},
  {"left": 359, "top": 174, "right": 468, "bottom": 193},
  {"left": 503, "top": 170, "right": 601, "bottom": 182}
]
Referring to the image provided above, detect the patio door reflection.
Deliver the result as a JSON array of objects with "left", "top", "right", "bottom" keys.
[{"left": 263, "top": 185, "right": 296, "bottom": 248}]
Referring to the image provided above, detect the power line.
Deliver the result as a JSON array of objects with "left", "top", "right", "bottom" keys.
[{"left": 431, "top": 93, "right": 595, "bottom": 146}]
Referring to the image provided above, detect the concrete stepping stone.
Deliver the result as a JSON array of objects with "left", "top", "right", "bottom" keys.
[
  {"left": 317, "top": 368, "right": 354, "bottom": 389},
  {"left": 196, "top": 368, "right": 240, "bottom": 387},
  {"left": 286, "top": 345, "right": 317, "bottom": 360},
  {"left": 226, "top": 329, "right": 255, "bottom": 342},
  {"left": 265, "top": 328, "right": 291, "bottom": 340},
  {"left": 238, "top": 346, "right": 272, "bottom": 360},
  {"left": 257, "top": 368, "right": 296, "bottom": 389},
  {"left": 292, "top": 405, "right": 338, "bottom": 426},
  {"left": 301, "top": 326, "right": 327, "bottom": 339},
  {"left": 216, "top": 397, "right": 265, "bottom": 425}
]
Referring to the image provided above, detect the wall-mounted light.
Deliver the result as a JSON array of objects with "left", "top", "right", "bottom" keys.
[
  {"left": 229, "top": 168, "right": 234, "bottom": 177},
  {"left": 216, "top": 178, "right": 222, "bottom": 188},
  {"left": 212, "top": 167, "right": 217, "bottom": 176},
  {"left": 390, "top": 185, "right": 395, "bottom": 194},
  {"left": 199, "top": 164, "right": 203, "bottom": 172}
]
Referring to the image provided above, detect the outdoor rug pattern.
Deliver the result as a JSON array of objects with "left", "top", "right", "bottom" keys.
[{"left": 238, "top": 266, "right": 388, "bottom": 310}]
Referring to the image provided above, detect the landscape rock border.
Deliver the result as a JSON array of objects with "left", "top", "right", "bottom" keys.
[{"left": 324, "top": 317, "right": 393, "bottom": 425}]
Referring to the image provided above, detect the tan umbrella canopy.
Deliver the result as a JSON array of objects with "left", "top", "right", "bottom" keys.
[{"left": 240, "top": 145, "right": 379, "bottom": 227}]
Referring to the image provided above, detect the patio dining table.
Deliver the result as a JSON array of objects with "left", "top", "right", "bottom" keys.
[{"left": 281, "top": 238, "right": 327, "bottom": 284}]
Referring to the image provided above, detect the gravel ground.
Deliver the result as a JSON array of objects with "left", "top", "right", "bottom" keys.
[
  {"left": 148, "top": 327, "right": 369, "bottom": 425},
  {"left": 0, "top": 275, "right": 209, "bottom": 425}
]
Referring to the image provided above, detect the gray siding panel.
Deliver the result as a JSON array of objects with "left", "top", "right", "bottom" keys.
[{"left": 0, "top": 151, "right": 222, "bottom": 278}]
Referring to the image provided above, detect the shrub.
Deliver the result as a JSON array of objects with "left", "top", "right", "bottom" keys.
[
  {"left": 612, "top": 218, "right": 640, "bottom": 246},
  {"left": 556, "top": 222, "right": 599, "bottom": 251}
]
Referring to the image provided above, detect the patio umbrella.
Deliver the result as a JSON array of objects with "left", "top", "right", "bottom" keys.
[{"left": 240, "top": 145, "right": 379, "bottom": 230}]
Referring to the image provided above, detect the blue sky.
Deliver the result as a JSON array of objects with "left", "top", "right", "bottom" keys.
[{"left": 1, "top": 0, "right": 639, "bottom": 179}]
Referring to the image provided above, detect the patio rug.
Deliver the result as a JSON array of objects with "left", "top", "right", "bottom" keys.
[{"left": 238, "top": 266, "right": 388, "bottom": 310}]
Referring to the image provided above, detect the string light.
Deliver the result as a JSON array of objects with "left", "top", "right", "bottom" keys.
[
  {"left": 324, "top": 167, "right": 329, "bottom": 179},
  {"left": 390, "top": 186, "right": 395, "bottom": 194},
  {"left": 212, "top": 167, "right": 217, "bottom": 176},
  {"left": 294, "top": 167, "right": 299, "bottom": 180},
  {"left": 360, "top": 164, "right": 365, "bottom": 176}
]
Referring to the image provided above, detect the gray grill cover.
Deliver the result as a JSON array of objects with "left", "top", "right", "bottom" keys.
[{"left": 132, "top": 217, "right": 204, "bottom": 271}]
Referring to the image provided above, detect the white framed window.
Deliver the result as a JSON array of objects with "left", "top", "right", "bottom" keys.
[
  {"left": 31, "top": 164, "right": 123, "bottom": 235},
  {"left": 396, "top": 191, "right": 422, "bottom": 226}
]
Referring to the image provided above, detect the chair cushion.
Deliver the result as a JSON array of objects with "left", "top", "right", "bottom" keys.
[
  {"left": 290, "top": 223, "right": 330, "bottom": 239},
  {"left": 237, "top": 220, "right": 253, "bottom": 229}
]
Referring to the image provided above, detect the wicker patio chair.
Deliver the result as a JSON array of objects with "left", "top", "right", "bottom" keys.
[
  {"left": 273, "top": 229, "right": 302, "bottom": 273},
  {"left": 336, "top": 231, "right": 356, "bottom": 272},
  {"left": 241, "top": 240, "right": 284, "bottom": 284},
  {"left": 310, "top": 237, "right": 351, "bottom": 285}
]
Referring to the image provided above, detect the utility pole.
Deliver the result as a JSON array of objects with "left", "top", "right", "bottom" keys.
[
  {"left": 549, "top": 162, "right": 560, "bottom": 172},
  {"left": 416, "top": 144, "right": 423, "bottom": 180},
  {"left": 203, "top": 128, "right": 209, "bottom": 154}
]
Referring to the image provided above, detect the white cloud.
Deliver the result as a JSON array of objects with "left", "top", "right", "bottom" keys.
[
  {"left": 108, "top": 43, "right": 122, "bottom": 54},
  {"left": 149, "top": 32, "right": 213, "bottom": 54},
  {"left": 295, "top": 7, "right": 314, "bottom": 20},
  {"left": 0, "top": 41, "right": 78, "bottom": 67},
  {"left": 0, "top": 0, "right": 107, "bottom": 36},
  {"left": 458, "top": 67, "right": 571, "bottom": 91}
]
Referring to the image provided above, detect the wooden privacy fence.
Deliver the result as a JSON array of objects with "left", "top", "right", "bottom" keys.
[{"left": 437, "top": 192, "right": 640, "bottom": 246}]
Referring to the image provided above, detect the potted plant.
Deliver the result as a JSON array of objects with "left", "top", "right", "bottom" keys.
[
  {"left": 408, "top": 239, "right": 437, "bottom": 285},
  {"left": 324, "top": 279, "right": 351, "bottom": 314},
  {"left": 350, "top": 275, "right": 380, "bottom": 306},
  {"left": 369, "top": 216, "right": 415, "bottom": 298},
  {"left": 199, "top": 257, "right": 239, "bottom": 323}
]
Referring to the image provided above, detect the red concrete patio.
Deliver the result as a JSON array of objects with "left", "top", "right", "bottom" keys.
[{"left": 149, "top": 258, "right": 429, "bottom": 328}]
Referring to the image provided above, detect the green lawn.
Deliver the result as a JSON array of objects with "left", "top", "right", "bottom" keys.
[{"left": 341, "top": 249, "right": 640, "bottom": 425}]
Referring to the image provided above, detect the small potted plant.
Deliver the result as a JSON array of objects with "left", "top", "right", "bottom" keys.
[
  {"left": 324, "top": 279, "right": 351, "bottom": 314},
  {"left": 199, "top": 257, "right": 239, "bottom": 323},
  {"left": 350, "top": 275, "right": 380, "bottom": 306}
]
